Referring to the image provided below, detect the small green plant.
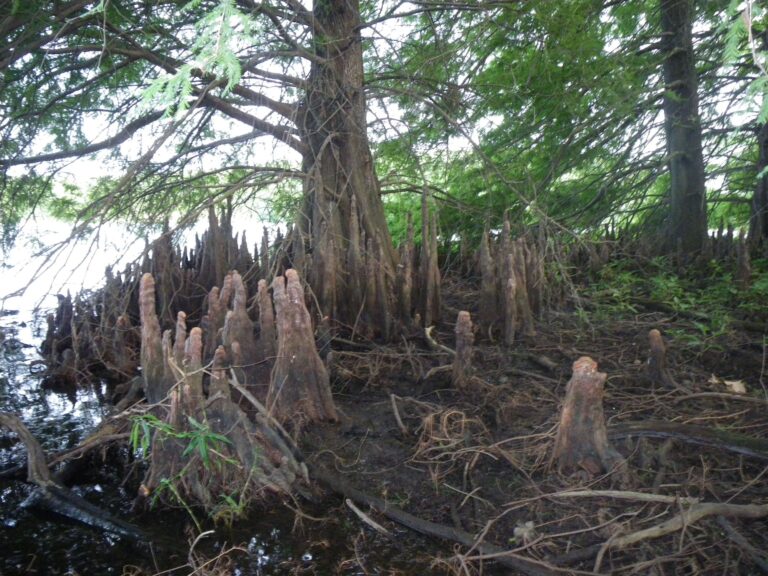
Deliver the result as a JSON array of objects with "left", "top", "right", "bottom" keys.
[
  {"left": 130, "top": 413, "right": 174, "bottom": 457},
  {"left": 130, "top": 412, "right": 240, "bottom": 527},
  {"left": 130, "top": 413, "right": 233, "bottom": 467},
  {"left": 154, "top": 475, "right": 202, "bottom": 531},
  {"left": 182, "top": 416, "right": 235, "bottom": 470},
  {"left": 649, "top": 272, "right": 690, "bottom": 310}
]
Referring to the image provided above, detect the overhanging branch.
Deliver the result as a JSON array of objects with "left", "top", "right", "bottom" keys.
[{"left": 0, "top": 111, "right": 165, "bottom": 168}]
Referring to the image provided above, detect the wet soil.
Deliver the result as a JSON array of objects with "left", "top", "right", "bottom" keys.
[{"left": 299, "top": 277, "right": 768, "bottom": 574}]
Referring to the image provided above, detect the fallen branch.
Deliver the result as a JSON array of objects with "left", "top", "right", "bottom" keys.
[
  {"left": 671, "top": 392, "right": 768, "bottom": 406},
  {"left": 346, "top": 498, "right": 391, "bottom": 536},
  {"left": 546, "top": 489, "right": 699, "bottom": 505},
  {"left": 608, "top": 421, "right": 768, "bottom": 461},
  {"left": 0, "top": 412, "right": 143, "bottom": 540},
  {"left": 717, "top": 516, "right": 768, "bottom": 573},
  {"left": 310, "top": 464, "right": 559, "bottom": 576},
  {"left": 595, "top": 501, "right": 768, "bottom": 571},
  {"left": 390, "top": 394, "right": 409, "bottom": 435},
  {"left": 424, "top": 325, "right": 456, "bottom": 356}
]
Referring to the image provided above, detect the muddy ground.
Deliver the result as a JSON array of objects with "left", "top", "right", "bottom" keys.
[{"left": 291, "top": 276, "right": 768, "bottom": 575}]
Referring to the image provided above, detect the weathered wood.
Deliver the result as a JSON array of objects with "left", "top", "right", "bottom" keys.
[
  {"left": 111, "top": 314, "right": 138, "bottom": 377},
  {"left": 512, "top": 241, "right": 536, "bottom": 338},
  {"left": 736, "top": 232, "right": 752, "bottom": 289},
  {"left": 375, "top": 241, "right": 393, "bottom": 339},
  {"left": 364, "top": 236, "right": 379, "bottom": 335},
  {"left": 646, "top": 329, "right": 677, "bottom": 389},
  {"left": 257, "top": 278, "right": 277, "bottom": 362},
  {"left": 504, "top": 274, "right": 517, "bottom": 347},
  {"left": 551, "top": 357, "right": 623, "bottom": 476},
  {"left": 608, "top": 421, "right": 768, "bottom": 461},
  {"left": 183, "top": 327, "right": 204, "bottom": 412},
  {"left": 267, "top": 269, "right": 338, "bottom": 424},
  {"left": 346, "top": 194, "right": 364, "bottom": 320},
  {"left": 222, "top": 271, "right": 259, "bottom": 386},
  {"left": 0, "top": 412, "right": 143, "bottom": 539},
  {"left": 451, "top": 311, "right": 474, "bottom": 391},
  {"left": 310, "top": 464, "right": 556, "bottom": 576},
  {"left": 172, "top": 311, "right": 187, "bottom": 368},
  {"left": 316, "top": 221, "right": 337, "bottom": 321},
  {"left": 260, "top": 226, "right": 270, "bottom": 279},
  {"left": 208, "top": 346, "right": 230, "bottom": 400},
  {"left": 139, "top": 300, "right": 303, "bottom": 514},
  {"left": 478, "top": 228, "right": 497, "bottom": 331},
  {"left": 139, "top": 273, "right": 170, "bottom": 404},
  {"left": 398, "top": 213, "right": 415, "bottom": 323},
  {"left": 419, "top": 191, "right": 436, "bottom": 326}
]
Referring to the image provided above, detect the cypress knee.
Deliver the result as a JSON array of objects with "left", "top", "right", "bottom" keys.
[
  {"left": 552, "top": 357, "right": 623, "bottom": 476},
  {"left": 267, "top": 269, "right": 338, "bottom": 424}
]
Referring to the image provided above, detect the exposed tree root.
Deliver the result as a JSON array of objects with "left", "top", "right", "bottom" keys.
[
  {"left": 310, "top": 464, "right": 560, "bottom": 576},
  {"left": 595, "top": 501, "right": 768, "bottom": 571},
  {"left": 717, "top": 516, "right": 768, "bottom": 574},
  {"left": 608, "top": 421, "right": 768, "bottom": 460},
  {"left": 0, "top": 412, "right": 143, "bottom": 540}
]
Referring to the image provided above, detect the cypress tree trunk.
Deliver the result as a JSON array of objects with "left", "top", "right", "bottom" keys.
[
  {"left": 659, "top": 0, "right": 707, "bottom": 255},
  {"left": 297, "top": 0, "right": 397, "bottom": 329},
  {"left": 750, "top": 122, "right": 768, "bottom": 244}
]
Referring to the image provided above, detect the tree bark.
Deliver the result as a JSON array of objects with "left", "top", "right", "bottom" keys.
[
  {"left": 452, "top": 311, "right": 474, "bottom": 391},
  {"left": 267, "top": 269, "right": 338, "bottom": 424},
  {"left": 551, "top": 357, "right": 624, "bottom": 476},
  {"left": 659, "top": 0, "right": 707, "bottom": 255},
  {"left": 750, "top": 122, "right": 768, "bottom": 244},
  {"left": 297, "top": 0, "right": 397, "bottom": 330}
]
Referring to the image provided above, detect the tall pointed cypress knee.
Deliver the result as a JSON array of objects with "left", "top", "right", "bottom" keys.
[
  {"left": 478, "top": 229, "right": 497, "bottom": 332},
  {"left": 267, "top": 269, "right": 338, "bottom": 424},
  {"left": 222, "top": 271, "right": 259, "bottom": 385},
  {"left": 139, "top": 273, "right": 171, "bottom": 404}
]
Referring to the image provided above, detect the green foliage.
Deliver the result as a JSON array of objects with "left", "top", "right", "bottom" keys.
[
  {"left": 0, "top": 176, "right": 53, "bottom": 252},
  {"left": 0, "top": 0, "right": 764, "bottom": 255},
  {"left": 130, "top": 413, "right": 232, "bottom": 469},
  {"left": 129, "top": 411, "right": 244, "bottom": 527},
  {"left": 142, "top": 65, "right": 195, "bottom": 117},
  {"left": 582, "top": 255, "right": 768, "bottom": 353},
  {"left": 181, "top": 416, "right": 233, "bottom": 470},
  {"left": 142, "top": 0, "right": 251, "bottom": 115}
]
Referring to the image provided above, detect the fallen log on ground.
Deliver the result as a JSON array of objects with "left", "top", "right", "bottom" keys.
[{"left": 0, "top": 412, "right": 143, "bottom": 540}]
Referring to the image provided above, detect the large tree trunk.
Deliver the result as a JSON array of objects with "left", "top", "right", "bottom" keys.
[
  {"left": 750, "top": 122, "right": 768, "bottom": 244},
  {"left": 659, "top": 0, "right": 707, "bottom": 255},
  {"left": 297, "top": 0, "right": 398, "bottom": 332}
]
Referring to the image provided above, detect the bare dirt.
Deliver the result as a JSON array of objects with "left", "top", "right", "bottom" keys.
[{"left": 293, "top": 276, "right": 768, "bottom": 575}]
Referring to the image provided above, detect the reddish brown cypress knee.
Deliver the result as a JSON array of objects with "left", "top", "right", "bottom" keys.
[
  {"left": 647, "top": 329, "right": 677, "bottom": 389},
  {"left": 452, "top": 311, "right": 474, "bottom": 391},
  {"left": 551, "top": 356, "right": 623, "bottom": 476}
]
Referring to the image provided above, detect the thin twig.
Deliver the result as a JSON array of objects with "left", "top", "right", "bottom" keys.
[{"left": 346, "top": 499, "right": 391, "bottom": 536}]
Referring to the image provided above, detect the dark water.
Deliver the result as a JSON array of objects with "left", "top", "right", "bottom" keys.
[{"left": 0, "top": 309, "right": 370, "bottom": 576}]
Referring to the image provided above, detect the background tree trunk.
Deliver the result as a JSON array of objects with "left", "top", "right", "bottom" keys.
[
  {"left": 659, "top": 0, "right": 707, "bottom": 255},
  {"left": 750, "top": 122, "right": 768, "bottom": 244},
  {"left": 298, "top": 0, "right": 398, "bottom": 330}
]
